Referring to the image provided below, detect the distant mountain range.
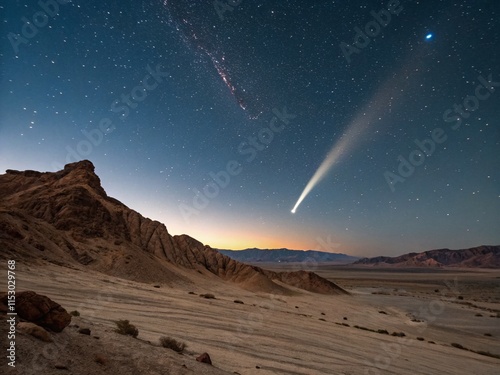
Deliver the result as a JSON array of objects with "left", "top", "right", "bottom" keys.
[
  {"left": 218, "top": 248, "right": 359, "bottom": 264},
  {"left": 353, "top": 245, "right": 500, "bottom": 268}
]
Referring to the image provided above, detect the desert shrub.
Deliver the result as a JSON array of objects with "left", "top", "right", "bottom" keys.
[
  {"left": 451, "top": 343, "right": 467, "bottom": 350},
  {"left": 200, "top": 293, "right": 216, "bottom": 299},
  {"left": 377, "top": 329, "right": 389, "bottom": 335},
  {"left": 70, "top": 310, "right": 80, "bottom": 317},
  {"left": 159, "top": 336, "right": 187, "bottom": 353},
  {"left": 457, "top": 296, "right": 464, "bottom": 300},
  {"left": 416, "top": 337, "right": 425, "bottom": 341},
  {"left": 391, "top": 331, "right": 406, "bottom": 337},
  {"left": 378, "top": 311, "right": 387, "bottom": 315},
  {"left": 475, "top": 313, "right": 483, "bottom": 317},
  {"left": 234, "top": 300, "right": 244, "bottom": 304},
  {"left": 484, "top": 333, "right": 492, "bottom": 337},
  {"left": 114, "top": 320, "right": 138, "bottom": 338},
  {"left": 354, "top": 325, "right": 376, "bottom": 332}
]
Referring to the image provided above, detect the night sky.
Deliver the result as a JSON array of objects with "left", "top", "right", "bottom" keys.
[{"left": 1, "top": 0, "right": 499, "bottom": 256}]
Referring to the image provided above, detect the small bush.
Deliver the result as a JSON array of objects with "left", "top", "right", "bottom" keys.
[
  {"left": 199, "top": 293, "right": 216, "bottom": 299},
  {"left": 451, "top": 343, "right": 467, "bottom": 350},
  {"left": 114, "top": 320, "right": 138, "bottom": 338},
  {"left": 416, "top": 337, "right": 425, "bottom": 341},
  {"left": 354, "top": 325, "right": 376, "bottom": 332},
  {"left": 391, "top": 332, "right": 406, "bottom": 337},
  {"left": 475, "top": 313, "right": 483, "bottom": 317},
  {"left": 484, "top": 333, "right": 492, "bottom": 337},
  {"left": 378, "top": 311, "right": 387, "bottom": 315},
  {"left": 159, "top": 336, "right": 187, "bottom": 353},
  {"left": 70, "top": 310, "right": 80, "bottom": 317},
  {"left": 457, "top": 296, "right": 464, "bottom": 300},
  {"left": 234, "top": 300, "right": 244, "bottom": 304},
  {"left": 377, "top": 329, "right": 389, "bottom": 335}
]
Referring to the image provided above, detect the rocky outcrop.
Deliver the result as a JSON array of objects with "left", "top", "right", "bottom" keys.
[
  {"left": 196, "top": 352, "right": 212, "bottom": 365},
  {"left": 0, "top": 160, "right": 348, "bottom": 295},
  {"left": 1, "top": 291, "right": 71, "bottom": 332}
]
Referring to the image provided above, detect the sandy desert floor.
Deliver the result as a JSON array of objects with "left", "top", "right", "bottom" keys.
[{"left": 1, "top": 262, "right": 499, "bottom": 375}]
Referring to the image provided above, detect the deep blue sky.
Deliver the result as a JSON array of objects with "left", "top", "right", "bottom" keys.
[{"left": 1, "top": 0, "right": 499, "bottom": 256}]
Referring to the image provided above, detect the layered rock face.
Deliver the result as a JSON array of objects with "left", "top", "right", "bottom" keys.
[{"left": 0, "top": 161, "right": 348, "bottom": 295}]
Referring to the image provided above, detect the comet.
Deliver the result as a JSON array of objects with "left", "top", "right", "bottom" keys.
[
  {"left": 291, "top": 114, "right": 368, "bottom": 214},
  {"left": 291, "top": 51, "right": 426, "bottom": 214}
]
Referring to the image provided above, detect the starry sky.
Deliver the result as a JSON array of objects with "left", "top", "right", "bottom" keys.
[{"left": 1, "top": 0, "right": 499, "bottom": 257}]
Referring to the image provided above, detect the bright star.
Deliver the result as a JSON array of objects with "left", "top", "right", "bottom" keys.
[{"left": 425, "top": 33, "right": 433, "bottom": 40}]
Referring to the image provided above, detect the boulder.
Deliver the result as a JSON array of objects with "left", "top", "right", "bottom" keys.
[
  {"left": 1, "top": 291, "right": 71, "bottom": 332},
  {"left": 196, "top": 352, "right": 212, "bottom": 365}
]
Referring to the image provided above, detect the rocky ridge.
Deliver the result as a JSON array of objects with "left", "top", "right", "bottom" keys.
[{"left": 0, "top": 160, "right": 347, "bottom": 295}]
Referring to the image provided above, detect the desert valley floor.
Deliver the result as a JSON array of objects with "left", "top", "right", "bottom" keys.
[{"left": 2, "top": 262, "right": 499, "bottom": 375}]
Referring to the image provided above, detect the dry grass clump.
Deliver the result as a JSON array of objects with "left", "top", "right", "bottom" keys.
[
  {"left": 159, "top": 336, "right": 187, "bottom": 353},
  {"left": 114, "top": 320, "right": 138, "bottom": 338}
]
